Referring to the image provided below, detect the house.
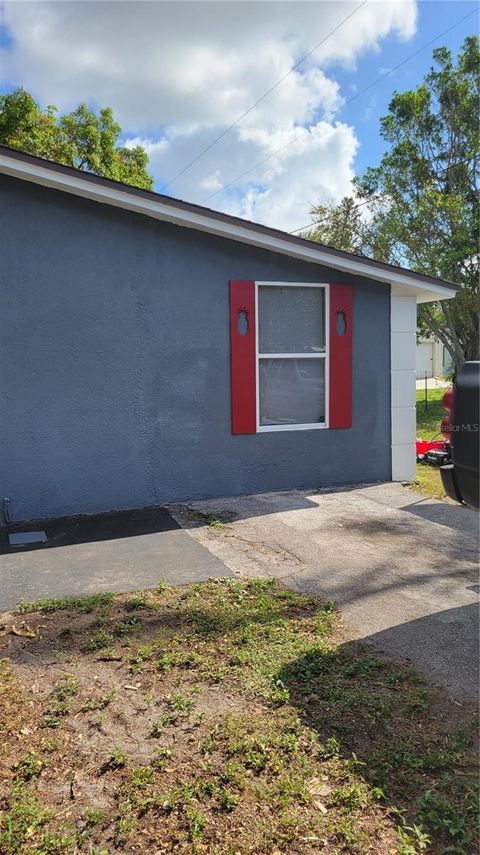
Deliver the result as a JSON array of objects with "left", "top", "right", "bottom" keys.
[
  {"left": 0, "top": 146, "right": 459, "bottom": 524},
  {"left": 416, "top": 336, "right": 453, "bottom": 380}
]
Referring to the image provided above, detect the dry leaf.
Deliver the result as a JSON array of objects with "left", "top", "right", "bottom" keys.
[
  {"left": 318, "top": 784, "right": 332, "bottom": 796},
  {"left": 308, "top": 776, "right": 332, "bottom": 797},
  {"left": 10, "top": 624, "right": 36, "bottom": 638},
  {"left": 313, "top": 799, "right": 328, "bottom": 814}
]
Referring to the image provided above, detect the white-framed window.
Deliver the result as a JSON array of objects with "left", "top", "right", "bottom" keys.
[{"left": 255, "top": 282, "right": 329, "bottom": 432}]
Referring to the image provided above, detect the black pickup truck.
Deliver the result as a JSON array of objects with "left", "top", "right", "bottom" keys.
[{"left": 440, "top": 361, "right": 479, "bottom": 510}]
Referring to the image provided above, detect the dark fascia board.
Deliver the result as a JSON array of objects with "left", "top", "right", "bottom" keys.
[{"left": 0, "top": 144, "right": 460, "bottom": 296}]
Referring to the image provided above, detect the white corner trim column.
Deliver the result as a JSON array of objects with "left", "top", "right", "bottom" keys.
[{"left": 391, "top": 294, "right": 417, "bottom": 481}]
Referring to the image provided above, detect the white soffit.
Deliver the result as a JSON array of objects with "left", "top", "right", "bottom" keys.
[{"left": 0, "top": 152, "right": 458, "bottom": 303}]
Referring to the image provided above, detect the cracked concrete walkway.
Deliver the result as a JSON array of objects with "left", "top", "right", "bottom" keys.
[{"left": 172, "top": 483, "right": 479, "bottom": 701}]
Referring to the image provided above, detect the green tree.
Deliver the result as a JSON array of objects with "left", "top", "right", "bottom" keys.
[
  {"left": 308, "top": 36, "right": 479, "bottom": 370},
  {"left": 306, "top": 196, "right": 368, "bottom": 255},
  {"left": 0, "top": 87, "right": 154, "bottom": 190}
]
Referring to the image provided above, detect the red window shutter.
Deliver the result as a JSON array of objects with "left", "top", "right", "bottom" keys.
[
  {"left": 230, "top": 280, "right": 256, "bottom": 434},
  {"left": 329, "top": 284, "right": 353, "bottom": 428}
]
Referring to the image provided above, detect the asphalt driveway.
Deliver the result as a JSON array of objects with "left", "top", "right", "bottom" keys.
[
  {"left": 171, "top": 483, "right": 479, "bottom": 701},
  {"left": 0, "top": 506, "right": 232, "bottom": 611}
]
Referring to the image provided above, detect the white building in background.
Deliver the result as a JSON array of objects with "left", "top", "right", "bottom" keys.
[{"left": 416, "top": 337, "right": 453, "bottom": 379}]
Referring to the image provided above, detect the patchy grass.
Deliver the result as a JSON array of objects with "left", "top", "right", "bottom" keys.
[
  {"left": 411, "top": 388, "right": 451, "bottom": 501},
  {"left": 41, "top": 675, "right": 80, "bottom": 729},
  {"left": 15, "top": 591, "right": 115, "bottom": 616},
  {"left": 416, "top": 388, "right": 447, "bottom": 440},
  {"left": 0, "top": 579, "right": 477, "bottom": 854},
  {"left": 412, "top": 463, "right": 448, "bottom": 501}
]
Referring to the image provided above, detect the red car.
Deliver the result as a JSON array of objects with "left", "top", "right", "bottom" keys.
[{"left": 415, "top": 389, "right": 452, "bottom": 465}]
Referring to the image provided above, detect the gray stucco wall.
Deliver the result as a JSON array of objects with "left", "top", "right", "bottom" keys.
[{"left": 0, "top": 175, "right": 391, "bottom": 522}]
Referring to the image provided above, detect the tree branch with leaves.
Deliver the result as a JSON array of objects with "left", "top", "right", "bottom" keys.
[
  {"left": 0, "top": 88, "right": 154, "bottom": 191},
  {"left": 307, "top": 36, "right": 479, "bottom": 370}
]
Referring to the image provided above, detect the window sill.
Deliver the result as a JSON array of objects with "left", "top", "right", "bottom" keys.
[{"left": 257, "top": 422, "right": 328, "bottom": 432}]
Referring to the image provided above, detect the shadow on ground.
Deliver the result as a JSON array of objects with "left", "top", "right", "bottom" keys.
[
  {"left": 291, "top": 565, "right": 480, "bottom": 701},
  {"left": 361, "top": 602, "right": 480, "bottom": 702},
  {"left": 278, "top": 609, "right": 479, "bottom": 854},
  {"left": 176, "top": 481, "right": 479, "bottom": 536},
  {"left": 398, "top": 494, "right": 479, "bottom": 534},
  {"left": 0, "top": 507, "right": 179, "bottom": 555}
]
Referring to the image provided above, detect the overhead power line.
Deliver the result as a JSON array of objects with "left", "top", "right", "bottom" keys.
[
  {"left": 203, "top": 8, "right": 477, "bottom": 205},
  {"left": 289, "top": 157, "right": 478, "bottom": 234},
  {"left": 159, "top": 0, "right": 368, "bottom": 191},
  {"left": 289, "top": 199, "right": 372, "bottom": 235}
]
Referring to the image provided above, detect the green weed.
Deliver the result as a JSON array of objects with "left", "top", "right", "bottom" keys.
[{"left": 16, "top": 592, "right": 114, "bottom": 615}]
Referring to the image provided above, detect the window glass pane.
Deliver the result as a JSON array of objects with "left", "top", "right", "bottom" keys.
[
  {"left": 258, "top": 286, "right": 325, "bottom": 353},
  {"left": 259, "top": 358, "right": 325, "bottom": 426}
]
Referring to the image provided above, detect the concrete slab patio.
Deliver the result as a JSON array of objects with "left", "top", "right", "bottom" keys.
[
  {"left": 171, "top": 483, "right": 479, "bottom": 702},
  {"left": 0, "top": 507, "right": 232, "bottom": 611}
]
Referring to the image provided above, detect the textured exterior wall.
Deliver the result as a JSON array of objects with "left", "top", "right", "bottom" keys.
[{"left": 0, "top": 175, "right": 391, "bottom": 522}]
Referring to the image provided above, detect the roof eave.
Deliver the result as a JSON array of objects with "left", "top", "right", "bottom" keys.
[{"left": 0, "top": 149, "right": 459, "bottom": 302}]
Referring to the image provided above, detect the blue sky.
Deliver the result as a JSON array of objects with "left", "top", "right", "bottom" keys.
[
  {"left": 0, "top": 1, "right": 477, "bottom": 231},
  {"left": 333, "top": 0, "right": 477, "bottom": 175}
]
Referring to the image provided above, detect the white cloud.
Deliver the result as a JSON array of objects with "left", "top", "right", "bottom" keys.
[
  {"left": 127, "top": 117, "right": 358, "bottom": 231},
  {"left": 0, "top": 0, "right": 418, "bottom": 231},
  {"left": 199, "top": 170, "right": 223, "bottom": 193},
  {"left": 228, "top": 121, "right": 360, "bottom": 231}
]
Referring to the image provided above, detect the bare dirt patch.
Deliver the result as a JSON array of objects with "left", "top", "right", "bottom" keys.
[{"left": 0, "top": 580, "right": 478, "bottom": 854}]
